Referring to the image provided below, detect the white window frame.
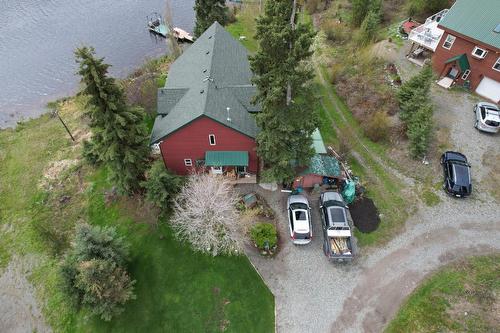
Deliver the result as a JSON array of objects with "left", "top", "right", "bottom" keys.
[
  {"left": 493, "top": 57, "right": 500, "bottom": 72},
  {"left": 461, "top": 69, "right": 471, "bottom": 80},
  {"left": 211, "top": 166, "right": 223, "bottom": 174},
  {"left": 208, "top": 134, "right": 216, "bottom": 146},
  {"left": 471, "top": 46, "right": 488, "bottom": 59},
  {"left": 442, "top": 34, "right": 456, "bottom": 50},
  {"left": 184, "top": 159, "right": 192, "bottom": 167}
]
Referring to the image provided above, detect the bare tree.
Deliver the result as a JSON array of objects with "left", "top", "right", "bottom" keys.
[
  {"left": 164, "top": 0, "right": 182, "bottom": 59},
  {"left": 170, "top": 173, "right": 242, "bottom": 256}
]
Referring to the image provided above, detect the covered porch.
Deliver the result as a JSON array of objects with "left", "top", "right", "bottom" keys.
[
  {"left": 436, "top": 53, "right": 470, "bottom": 89},
  {"left": 205, "top": 151, "right": 257, "bottom": 184}
]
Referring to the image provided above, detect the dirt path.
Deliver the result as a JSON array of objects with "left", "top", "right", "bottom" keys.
[{"left": 0, "top": 256, "right": 52, "bottom": 333}]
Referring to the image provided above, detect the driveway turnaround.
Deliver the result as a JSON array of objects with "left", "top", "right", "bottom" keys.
[{"left": 243, "top": 184, "right": 500, "bottom": 333}]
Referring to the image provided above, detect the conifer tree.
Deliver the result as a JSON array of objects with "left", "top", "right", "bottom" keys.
[
  {"left": 75, "top": 46, "right": 149, "bottom": 194},
  {"left": 351, "top": 0, "right": 371, "bottom": 27},
  {"left": 250, "top": 0, "right": 318, "bottom": 182},
  {"left": 194, "top": 0, "right": 228, "bottom": 37}
]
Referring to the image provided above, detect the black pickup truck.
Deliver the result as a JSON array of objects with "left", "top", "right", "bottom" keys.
[{"left": 319, "top": 191, "right": 353, "bottom": 262}]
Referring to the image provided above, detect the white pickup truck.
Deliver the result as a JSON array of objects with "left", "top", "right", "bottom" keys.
[{"left": 319, "top": 191, "right": 353, "bottom": 262}]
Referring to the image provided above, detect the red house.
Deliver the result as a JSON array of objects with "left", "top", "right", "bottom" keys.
[
  {"left": 150, "top": 22, "right": 260, "bottom": 178},
  {"left": 431, "top": 0, "right": 500, "bottom": 102}
]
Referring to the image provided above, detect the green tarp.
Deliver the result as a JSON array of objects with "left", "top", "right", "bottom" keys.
[
  {"left": 205, "top": 151, "right": 248, "bottom": 166},
  {"left": 444, "top": 53, "right": 470, "bottom": 72}
]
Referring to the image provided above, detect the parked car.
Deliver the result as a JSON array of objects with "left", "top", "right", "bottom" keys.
[
  {"left": 286, "top": 194, "right": 312, "bottom": 245},
  {"left": 473, "top": 102, "right": 500, "bottom": 133},
  {"left": 319, "top": 191, "right": 353, "bottom": 262},
  {"left": 440, "top": 151, "right": 472, "bottom": 198}
]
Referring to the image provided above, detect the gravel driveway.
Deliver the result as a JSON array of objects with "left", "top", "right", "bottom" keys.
[
  {"left": 243, "top": 184, "right": 499, "bottom": 333},
  {"left": 240, "top": 81, "right": 500, "bottom": 332}
]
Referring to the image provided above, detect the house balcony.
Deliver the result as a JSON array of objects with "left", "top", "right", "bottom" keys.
[{"left": 408, "top": 9, "right": 448, "bottom": 52}]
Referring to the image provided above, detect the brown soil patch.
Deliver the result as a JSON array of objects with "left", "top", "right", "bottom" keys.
[
  {"left": 40, "top": 159, "right": 79, "bottom": 189},
  {"left": 350, "top": 197, "right": 381, "bottom": 233}
]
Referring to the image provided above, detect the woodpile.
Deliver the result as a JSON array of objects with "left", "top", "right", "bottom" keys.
[{"left": 330, "top": 238, "right": 350, "bottom": 255}]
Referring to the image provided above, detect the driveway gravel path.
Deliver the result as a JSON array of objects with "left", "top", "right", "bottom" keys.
[
  {"left": 241, "top": 62, "right": 500, "bottom": 332},
  {"left": 243, "top": 184, "right": 499, "bottom": 333}
]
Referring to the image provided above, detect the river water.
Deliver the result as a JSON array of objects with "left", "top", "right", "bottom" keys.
[{"left": 0, "top": 0, "right": 195, "bottom": 128}]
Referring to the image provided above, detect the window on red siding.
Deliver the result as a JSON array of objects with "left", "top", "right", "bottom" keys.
[
  {"left": 209, "top": 134, "right": 216, "bottom": 145},
  {"left": 184, "top": 159, "right": 192, "bottom": 167},
  {"left": 472, "top": 46, "right": 488, "bottom": 59},
  {"left": 461, "top": 69, "right": 471, "bottom": 80},
  {"left": 442, "top": 34, "right": 456, "bottom": 50},
  {"left": 493, "top": 57, "right": 500, "bottom": 72}
]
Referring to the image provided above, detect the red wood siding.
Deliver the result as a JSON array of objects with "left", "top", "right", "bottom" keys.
[
  {"left": 159, "top": 116, "right": 258, "bottom": 175},
  {"left": 432, "top": 29, "right": 500, "bottom": 91}
]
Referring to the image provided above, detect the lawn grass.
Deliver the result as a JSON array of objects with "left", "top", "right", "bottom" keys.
[
  {"left": 226, "top": 4, "right": 260, "bottom": 53},
  {"left": 386, "top": 255, "right": 500, "bottom": 333},
  {"left": 72, "top": 169, "right": 274, "bottom": 333},
  {"left": 0, "top": 97, "right": 274, "bottom": 332}
]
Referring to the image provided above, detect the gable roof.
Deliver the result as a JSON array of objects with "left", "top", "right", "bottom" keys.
[
  {"left": 151, "top": 22, "right": 260, "bottom": 144},
  {"left": 438, "top": 0, "right": 500, "bottom": 50}
]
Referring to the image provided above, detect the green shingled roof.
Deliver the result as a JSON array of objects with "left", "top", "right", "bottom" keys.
[
  {"left": 300, "top": 155, "right": 341, "bottom": 178},
  {"left": 438, "top": 0, "right": 500, "bottom": 50},
  {"left": 151, "top": 22, "right": 260, "bottom": 144}
]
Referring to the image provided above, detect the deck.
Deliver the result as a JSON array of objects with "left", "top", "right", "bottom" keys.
[{"left": 408, "top": 9, "right": 448, "bottom": 52}]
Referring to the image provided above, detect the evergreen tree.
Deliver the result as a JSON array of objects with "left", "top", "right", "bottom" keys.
[
  {"left": 194, "top": 0, "right": 228, "bottom": 37},
  {"left": 407, "top": 103, "right": 433, "bottom": 157},
  {"left": 142, "top": 160, "right": 184, "bottom": 213},
  {"left": 397, "top": 65, "right": 434, "bottom": 157},
  {"left": 351, "top": 0, "right": 371, "bottom": 27},
  {"left": 60, "top": 224, "right": 135, "bottom": 321},
  {"left": 250, "top": 0, "right": 318, "bottom": 182},
  {"left": 359, "top": 10, "right": 380, "bottom": 45},
  {"left": 75, "top": 46, "right": 150, "bottom": 194}
]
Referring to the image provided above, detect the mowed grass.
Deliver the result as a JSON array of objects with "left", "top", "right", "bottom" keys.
[
  {"left": 0, "top": 99, "right": 274, "bottom": 332},
  {"left": 386, "top": 255, "right": 500, "bottom": 333},
  {"left": 74, "top": 170, "right": 274, "bottom": 333}
]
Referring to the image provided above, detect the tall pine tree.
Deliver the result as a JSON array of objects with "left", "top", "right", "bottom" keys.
[
  {"left": 250, "top": 1, "right": 318, "bottom": 182},
  {"left": 75, "top": 47, "right": 149, "bottom": 194},
  {"left": 194, "top": 0, "right": 228, "bottom": 37}
]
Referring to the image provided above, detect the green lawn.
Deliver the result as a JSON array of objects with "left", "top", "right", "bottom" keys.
[
  {"left": 386, "top": 255, "right": 500, "bottom": 333},
  {"left": 74, "top": 170, "right": 274, "bottom": 332},
  {"left": 0, "top": 98, "right": 274, "bottom": 332},
  {"left": 226, "top": 4, "right": 259, "bottom": 53}
]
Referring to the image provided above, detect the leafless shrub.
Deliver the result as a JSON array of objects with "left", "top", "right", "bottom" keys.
[{"left": 170, "top": 173, "right": 242, "bottom": 256}]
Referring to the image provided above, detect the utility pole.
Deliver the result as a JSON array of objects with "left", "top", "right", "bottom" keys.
[{"left": 53, "top": 109, "right": 75, "bottom": 142}]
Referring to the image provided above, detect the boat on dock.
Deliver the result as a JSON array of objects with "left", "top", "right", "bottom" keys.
[
  {"left": 173, "top": 27, "right": 194, "bottom": 43},
  {"left": 147, "top": 13, "right": 169, "bottom": 37}
]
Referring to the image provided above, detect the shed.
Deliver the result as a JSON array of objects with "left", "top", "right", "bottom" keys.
[{"left": 293, "top": 129, "right": 345, "bottom": 189}]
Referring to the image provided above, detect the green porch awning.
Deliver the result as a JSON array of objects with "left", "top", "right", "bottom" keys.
[
  {"left": 444, "top": 53, "right": 470, "bottom": 71},
  {"left": 205, "top": 151, "right": 249, "bottom": 167}
]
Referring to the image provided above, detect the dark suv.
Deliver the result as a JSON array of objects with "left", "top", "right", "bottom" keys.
[{"left": 440, "top": 151, "right": 472, "bottom": 198}]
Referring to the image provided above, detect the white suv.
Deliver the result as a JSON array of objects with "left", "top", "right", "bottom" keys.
[
  {"left": 474, "top": 102, "right": 500, "bottom": 133},
  {"left": 286, "top": 194, "right": 312, "bottom": 245}
]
